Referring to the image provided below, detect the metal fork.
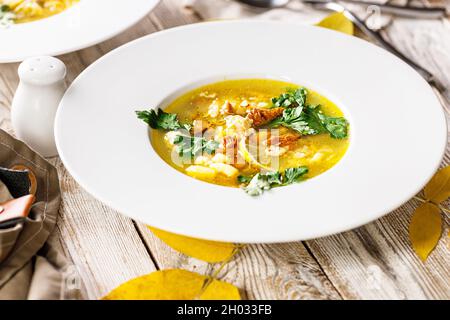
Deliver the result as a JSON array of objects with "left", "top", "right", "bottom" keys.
[{"left": 304, "top": 0, "right": 449, "bottom": 104}]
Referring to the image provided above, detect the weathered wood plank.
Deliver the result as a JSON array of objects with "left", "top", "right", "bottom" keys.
[
  {"left": 48, "top": 158, "right": 157, "bottom": 299},
  {"left": 149, "top": 0, "right": 200, "bottom": 27},
  {"left": 136, "top": 223, "right": 342, "bottom": 300},
  {"left": 307, "top": 197, "right": 450, "bottom": 299}
]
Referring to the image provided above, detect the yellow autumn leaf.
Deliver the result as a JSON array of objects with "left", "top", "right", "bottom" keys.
[
  {"left": 149, "top": 226, "right": 239, "bottom": 263},
  {"left": 316, "top": 12, "right": 354, "bottom": 35},
  {"left": 409, "top": 202, "right": 442, "bottom": 261},
  {"left": 424, "top": 166, "right": 450, "bottom": 204},
  {"left": 102, "top": 269, "right": 240, "bottom": 300}
]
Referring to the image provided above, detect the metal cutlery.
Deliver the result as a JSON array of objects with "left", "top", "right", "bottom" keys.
[
  {"left": 237, "top": 0, "right": 448, "bottom": 19},
  {"left": 306, "top": 1, "right": 448, "bottom": 101},
  {"left": 237, "top": 0, "right": 449, "bottom": 104}
]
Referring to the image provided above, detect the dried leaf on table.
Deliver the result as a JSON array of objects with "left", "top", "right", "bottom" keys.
[
  {"left": 424, "top": 165, "right": 450, "bottom": 204},
  {"left": 102, "top": 269, "right": 240, "bottom": 300},
  {"left": 148, "top": 226, "right": 240, "bottom": 263},
  {"left": 316, "top": 12, "right": 354, "bottom": 35},
  {"left": 409, "top": 202, "right": 442, "bottom": 261}
]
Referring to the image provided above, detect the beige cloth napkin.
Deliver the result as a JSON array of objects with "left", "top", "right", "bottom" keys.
[
  {"left": 0, "top": 129, "right": 79, "bottom": 299},
  {"left": 185, "top": 0, "right": 392, "bottom": 30}
]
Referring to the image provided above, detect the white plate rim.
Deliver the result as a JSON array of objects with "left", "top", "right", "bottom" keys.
[{"left": 0, "top": 0, "right": 160, "bottom": 63}]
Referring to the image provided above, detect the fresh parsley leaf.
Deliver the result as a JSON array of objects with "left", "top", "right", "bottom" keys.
[
  {"left": 266, "top": 171, "right": 283, "bottom": 185},
  {"left": 136, "top": 108, "right": 182, "bottom": 131},
  {"left": 241, "top": 166, "right": 309, "bottom": 196},
  {"left": 173, "top": 133, "right": 219, "bottom": 159},
  {"left": 303, "top": 105, "right": 349, "bottom": 139},
  {"left": 237, "top": 175, "right": 252, "bottom": 184},
  {"left": 268, "top": 103, "right": 348, "bottom": 139},
  {"left": 284, "top": 166, "right": 309, "bottom": 185},
  {"left": 272, "top": 88, "right": 307, "bottom": 108},
  {"left": 1, "top": 4, "right": 10, "bottom": 12},
  {"left": 0, "top": 4, "right": 14, "bottom": 26},
  {"left": 323, "top": 117, "right": 348, "bottom": 139},
  {"left": 268, "top": 88, "right": 349, "bottom": 139},
  {"left": 268, "top": 106, "right": 316, "bottom": 135},
  {"left": 242, "top": 171, "right": 282, "bottom": 196}
]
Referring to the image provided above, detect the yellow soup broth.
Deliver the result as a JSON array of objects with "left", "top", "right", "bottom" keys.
[{"left": 151, "top": 79, "right": 349, "bottom": 189}]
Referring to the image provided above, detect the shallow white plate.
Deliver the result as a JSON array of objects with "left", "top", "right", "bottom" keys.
[
  {"left": 55, "top": 21, "right": 447, "bottom": 243},
  {"left": 0, "top": 0, "right": 159, "bottom": 63}
]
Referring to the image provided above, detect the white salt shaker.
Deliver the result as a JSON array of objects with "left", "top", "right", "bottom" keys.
[{"left": 11, "top": 56, "right": 67, "bottom": 157}]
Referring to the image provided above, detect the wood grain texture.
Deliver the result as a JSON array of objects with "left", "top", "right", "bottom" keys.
[
  {"left": 48, "top": 158, "right": 157, "bottom": 299},
  {"left": 0, "top": 0, "right": 448, "bottom": 300},
  {"left": 136, "top": 224, "right": 342, "bottom": 300},
  {"left": 307, "top": 195, "right": 450, "bottom": 299}
]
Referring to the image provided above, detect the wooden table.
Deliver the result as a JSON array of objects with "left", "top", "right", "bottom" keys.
[{"left": 0, "top": 0, "right": 449, "bottom": 300}]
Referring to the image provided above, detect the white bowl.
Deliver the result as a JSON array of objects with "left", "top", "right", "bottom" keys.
[
  {"left": 55, "top": 21, "right": 447, "bottom": 243},
  {"left": 0, "top": 0, "right": 159, "bottom": 63}
]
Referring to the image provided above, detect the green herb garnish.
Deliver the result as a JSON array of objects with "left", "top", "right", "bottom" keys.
[
  {"left": 269, "top": 88, "right": 349, "bottom": 139},
  {"left": 241, "top": 166, "right": 308, "bottom": 196},
  {"left": 237, "top": 175, "right": 252, "bottom": 184},
  {"left": 268, "top": 104, "right": 348, "bottom": 139},
  {"left": 242, "top": 173, "right": 274, "bottom": 196},
  {"left": 136, "top": 108, "right": 190, "bottom": 131},
  {"left": 0, "top": 4, "right": 14, "bottom": 26},
  {"left": 136, "top": 108, "right": 215, "bottom": 158},
  {"left": 303, "top": 105, "right": 349, "bottom": 139},
  {"left": 283, "top": 167, "right": 309, "bottom": 185},
  {"left": 268, "top": 105, "right": 315, "bottom": 135},
  {"left": 265, "top": 171, "right": 283, "bottom": 185},
  {"left": 272, "top": 88, "right": 307, "bottom": 108},
  {"left": 1, "top": 4, "right": 10, "bottom": 12},
  {"left": 173, "top": 133, "right": 220, "bottom": 159}
]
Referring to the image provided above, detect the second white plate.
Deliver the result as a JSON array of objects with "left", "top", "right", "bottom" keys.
[{"left": 0, "top": 0, "right": 159, "bottom": 63}]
